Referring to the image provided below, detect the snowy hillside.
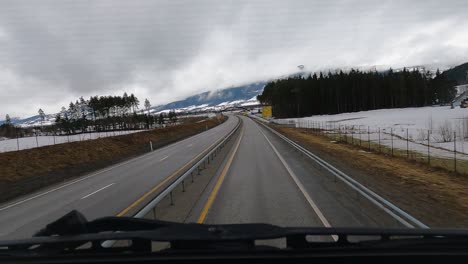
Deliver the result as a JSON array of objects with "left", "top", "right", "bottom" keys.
[
  {"left": 151, "top": 95, "right": 261, "bottom": 115},
  {"left": 149, "top": 82, "right": 264, "bottom": 114}
]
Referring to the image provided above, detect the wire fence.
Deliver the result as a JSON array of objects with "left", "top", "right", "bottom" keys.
[
  {"left": 0, "top": 116, "right": 215, "bottom": 153},
  {"left": 0, "top": 115, "right": 220, "bottom": 154},
  {"left": 272, "top": 119, "right": 468, "bottom": 174},
  {"left": 0, "top": 129, "right": 146, "bottom": 153}
]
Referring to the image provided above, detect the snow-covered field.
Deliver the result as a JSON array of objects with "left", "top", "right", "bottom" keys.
[
  {"left": 0, "top": 130, "right": 143, "bottom": 153},
  {"left": 275, "top": 106, "right": 468, "bottom": 161}
]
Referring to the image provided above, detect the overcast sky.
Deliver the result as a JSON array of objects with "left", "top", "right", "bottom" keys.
[{"left": 1, "top": 0, "right": 468, "bottom": 118}]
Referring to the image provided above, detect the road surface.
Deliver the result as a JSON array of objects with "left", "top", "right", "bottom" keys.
[
  {"left": 1, "top": 114, "right": 411, "bottom": 241},
  {"left": 194, "top": 116, "right": 403, "bottom": 229},
  {"left": 0, "top": 116, "right": 239, "bottom": 239}
]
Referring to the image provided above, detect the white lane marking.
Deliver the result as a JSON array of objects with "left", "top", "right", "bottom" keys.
[
  {"left": 159, "top": 155, "right": 169, "bottom": 161},
  {"left": 81, "top": 183, "right": 115, "bottom": 200},
  {"left": 0, "top": 117, "right": 237, "bottom": 212},
  {"left": 0, "top": 156, "right": 140, "bottom": 212},
  {"left": 254, "top": 122, "right": 337, "bottom": 242},
  {"left": 187, "top": 144, "right": 193, "bottom": 147}
]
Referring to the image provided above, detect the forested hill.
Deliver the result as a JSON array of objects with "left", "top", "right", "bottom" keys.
[
  {"left": 442, "top": 62, "right": 468, "bottom": 85},
  {"left": 257, "top": 68, "right": 457, "bottom": 118}
]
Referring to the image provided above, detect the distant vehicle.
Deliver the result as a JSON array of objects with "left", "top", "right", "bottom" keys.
[{"left": 461, "top": 99, "right": 468, "bottom": 108}]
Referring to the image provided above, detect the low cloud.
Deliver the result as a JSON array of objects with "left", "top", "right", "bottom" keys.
[{"left": 0, "top": 0, "right": 467, "bottom": 117}]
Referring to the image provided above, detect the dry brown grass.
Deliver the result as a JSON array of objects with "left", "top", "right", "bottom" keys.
[
  {"left": 275, "top": 126, "right": 468, "bottom": 227},
  {"left": 0, "top": 116, "right": 226, "bottom": 202}
]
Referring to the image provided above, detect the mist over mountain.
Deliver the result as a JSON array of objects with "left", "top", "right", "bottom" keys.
[{"left": 150, "top": 82, "right": 265, "bottom": 113}]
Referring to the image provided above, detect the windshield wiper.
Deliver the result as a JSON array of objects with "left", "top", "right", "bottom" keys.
[{"left": 1, "top": 210, "right": 468, "bottom": 257}]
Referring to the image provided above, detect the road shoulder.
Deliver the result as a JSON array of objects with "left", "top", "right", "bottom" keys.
[{"left": 270, "top": 124, "right": 468, "bottom": 227}]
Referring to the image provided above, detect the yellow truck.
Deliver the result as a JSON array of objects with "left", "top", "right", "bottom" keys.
[{"left": 461, "top": 99, "right": 468, "bottom": 108}]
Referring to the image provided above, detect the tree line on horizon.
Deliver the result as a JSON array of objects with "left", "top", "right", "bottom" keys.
[
  {"left": 1, "top": 92, "right": 178, "bottom": 138},
  {"left": 257, "top": 69, "right": 457, "bottom": 118},
  {"left": 54, "top": 93, "right": 177, "bottom": 134}
]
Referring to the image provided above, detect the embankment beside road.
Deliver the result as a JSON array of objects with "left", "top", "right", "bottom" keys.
[
  {"left": 274, "top": 125, "right": 468, "bottom": 228},
  {"left": 0, "top": 116, "right": 226, "bottom": 203}
]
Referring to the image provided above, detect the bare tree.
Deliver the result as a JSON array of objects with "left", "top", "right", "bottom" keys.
[
  {"left": 144, "top": 98, "right": 151, "bottom": 115},
  {"left": 438, "top": 121, "right": 454, "bottom": 142},
  {"left": 38, "top": 108, "right": 46, "bottom": 126}
]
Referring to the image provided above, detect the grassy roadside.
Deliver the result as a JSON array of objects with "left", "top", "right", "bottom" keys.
[
  {"left": 272, "top": 125, "right": 468, "bottom": 227},
  {"left": 327, "top": 130, "right": 468, "bottom": 175},
  {"left": 0, "top": 116, "right": 226, "bottom": 203}
]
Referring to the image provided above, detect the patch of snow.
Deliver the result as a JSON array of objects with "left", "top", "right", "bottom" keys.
[
  {"left": 0, "top": 130, "right": 144, "bottom": 153},
  {"left": 275, "top": 106, "right": 468, "bottom": 161}
]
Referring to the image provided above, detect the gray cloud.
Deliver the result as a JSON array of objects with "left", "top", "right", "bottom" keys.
[{"left": 0, "top": 0, "right": 468, "bottom": 117}]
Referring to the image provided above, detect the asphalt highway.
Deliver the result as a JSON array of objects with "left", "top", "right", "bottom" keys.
[
  {"left": 0, "top": 116, "right": 239, "bottom": 239},
  {"left": 0, "top": 113, "right": 409, "bottom": 241},
  {"left": 196, "top": 116, "right": 403, "bottom": 229}
]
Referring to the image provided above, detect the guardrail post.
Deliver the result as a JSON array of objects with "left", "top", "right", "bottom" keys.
[
  {"left": 378, "top": 128, "right": 381, "bottom": 153},
  {"left": 391, "top": 128, "right": 394, "bottom": 156},
  {"left": 191, "top": 172, "right": 194, "bottom": 182},
  {"left": 359, "top": 125, "right": 362, "bottom": 147},
  {"left": 344, "top": 125, "right": 347, "bottom": 143},
  {"left": 152, "top": 207, "right": 157, "bottom": 219},
  {"left": 428, "top": 130, "right": 430, "bottom": 165},
  {"left": 454, "top": 131, "right": 457, "bottom": 173},
  {"left": 367, "top": 126, "right": 370, "bottom": 151},
  {"left": 182, "top": 180, "right": 185, "bottom": 192},
  {"left": 16, "top": 128, "right": 20, "bottom": 151},
  {"left": 170, "top": 191, "right": 174, "bottom": 205},
  {"left": 197, "top": 166, "right": 201, "bottom": 175}
]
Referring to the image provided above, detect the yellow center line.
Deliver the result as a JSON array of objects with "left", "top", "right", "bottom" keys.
[
  {"left": 197, "top": 125, "right": 244, "bottom": 224},
  {"left": 116, "top": 121, "right": 237, "bottom": 217}
]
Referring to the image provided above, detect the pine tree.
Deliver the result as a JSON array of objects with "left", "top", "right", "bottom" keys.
[
  {"left": 5, "top": 114, "right": 11, "bottom": 125},
  {"left": 257, "top": 68, "right": 457, "bottom": 118},
  {"left": 158, "top": 113, "right": 165, "bottom": 125}
]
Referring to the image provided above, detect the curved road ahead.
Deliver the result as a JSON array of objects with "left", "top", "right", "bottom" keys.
[
  {"left": 194, "top": 116, "right": 404, "bottom": 230},
  {"left": 1, "top": 114, "right": 414, "bottom": 241},
  {"left": 0, "top": 116, "right": 239, "bottom": 239}
]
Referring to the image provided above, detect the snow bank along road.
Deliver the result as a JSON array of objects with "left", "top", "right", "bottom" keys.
[{"left": 0, "top": 115, "right": 239, "bottom": 239}]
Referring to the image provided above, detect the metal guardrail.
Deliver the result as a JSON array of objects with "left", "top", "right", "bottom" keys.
[
  {"left": 134, "top": 116, "right": 242, "bottom": 219},
  {"left": 255, "top": 119, "right": 429, "bottom": 229},
  {"left": 102, "top": 116, "right": 241, "bottom": 247}
]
